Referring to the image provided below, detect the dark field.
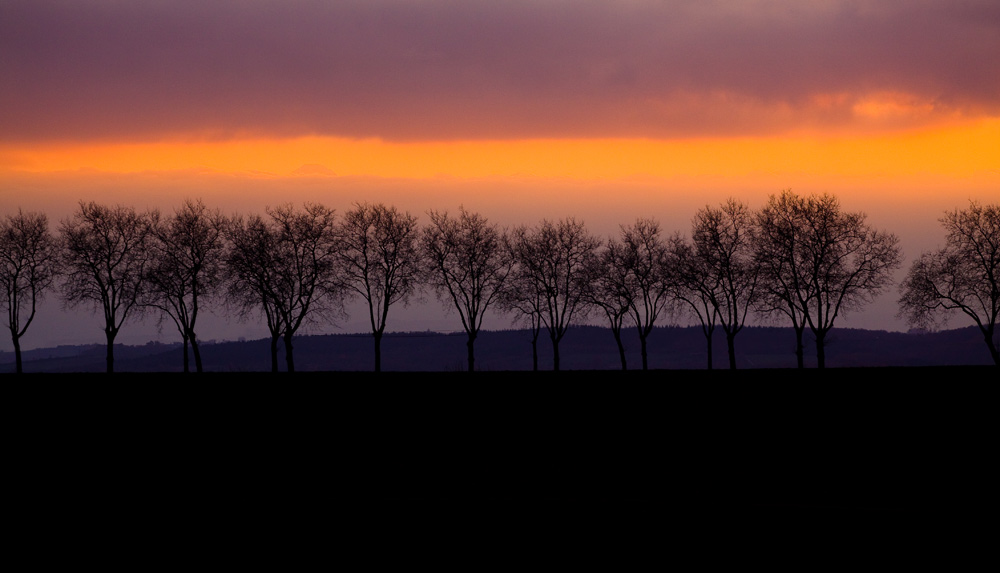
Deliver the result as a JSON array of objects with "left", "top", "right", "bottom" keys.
[{"left": 9, "top": 366, "right": 990, "bottom": 538}]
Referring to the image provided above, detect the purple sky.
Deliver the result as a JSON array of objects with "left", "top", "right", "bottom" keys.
[
  {"left": 1, "top": 1, "right": 998, "bottom": 355},
  {"left": 3, "top": 0, "right": 999, "bottom": 142}
]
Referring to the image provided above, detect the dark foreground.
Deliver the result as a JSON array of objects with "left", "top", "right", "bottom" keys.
[{"left": 8, "top": 366, "right": 991, "bottom": 540}]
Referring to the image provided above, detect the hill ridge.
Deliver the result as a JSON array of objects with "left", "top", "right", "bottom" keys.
[{"left": 1, "top": 324, "right": 993, "bottom": 373}]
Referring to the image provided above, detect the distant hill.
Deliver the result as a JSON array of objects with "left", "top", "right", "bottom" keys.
[{"left": 1, "top": 324, "right": 994, "bottom": 373}]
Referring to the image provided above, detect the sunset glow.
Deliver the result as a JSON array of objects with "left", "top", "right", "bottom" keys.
[
  {"left": 4, "top": 119, "right": 996, "bottom": 181},
  {"left": 1, "top": 0, "right": 998, "bottom": 348}
]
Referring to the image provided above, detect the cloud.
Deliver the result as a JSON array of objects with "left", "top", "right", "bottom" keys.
[{"left": 1, "top": 0, "right": 998, "bottom": 142}]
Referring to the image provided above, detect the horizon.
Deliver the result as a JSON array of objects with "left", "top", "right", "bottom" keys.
[
  {"left": 3, "top": 322, "right": 993, "bottom": 372},
  {"left": 0, "top": 325, "right": 991, "bottom": 374},
  {"left": 4, "top": 321, "right": 971, "bottom": 353},
  {"left": 2, "top": 1, "right": 998, "bottom": 351}
]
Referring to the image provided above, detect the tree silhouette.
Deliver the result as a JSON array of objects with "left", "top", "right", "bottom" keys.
[
  {"left": 691, "top": 199, "right": 760, "bottom": 370},
  {"left": 60, "top": 202, "right": 155, "bottom": 373},
  {"left": 0, "top": 210, "right": 60, "bottom": 374},
  {"left": 226, "top": 213, "right": 284, "bottom": 372},
  {"left": 497, "top": 270, "right": 545, "bottom": 372},
  {"left": 586, "top": 243, "right": 632, "bottom": 370},
  {"left": 667, "top": 234, "right": 720, "bottom": 370},
  {"left": 421, "top": 207, "right": 513, "bottom": 372},
  {"left": 754, "top": 190, "right": 812, "bottom": 368},
  {"left": 269, "top": 203, "right": 345, "bottom": 372},
  {"left": 898, "top": 201, "right": 999, "bottom": 366},
  {"left": 338, "top": 202, "right": 421, "bottom": 372},
  {"left": 754, "top": 191, "right": 902, "bottom": 368},
  {"left": 145, "top": 199, "right": 226, "bottom": 373},
  {"left": 593, "top": 219, "right": 674, "bottom": 371},
  {"left": 509, "top": 218, "right": 600, "bottom": 371},
  {"left": 225, "top": 203, "right": 343, "bottom": 373}
]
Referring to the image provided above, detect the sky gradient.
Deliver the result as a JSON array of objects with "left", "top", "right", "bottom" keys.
[{"left": 1, "top": 0, "right": 998, "bottom": 350}]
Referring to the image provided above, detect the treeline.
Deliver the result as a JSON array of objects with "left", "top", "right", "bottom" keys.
[{"left": 1, "top": 192, "right": 997, "bottom": 373}]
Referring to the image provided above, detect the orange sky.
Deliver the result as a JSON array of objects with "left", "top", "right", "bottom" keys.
[
  {"left": 1, "top": 1, "right": 998, "bottom": 350},
  {"left": 3, "top": 117, "right": 994, "bottom": 250},
  {"left": 3, "top": 118, "right": 995, "bottom": 347},
  {"left": 4, "top": 118, "right": 998, "bottom": 182}
]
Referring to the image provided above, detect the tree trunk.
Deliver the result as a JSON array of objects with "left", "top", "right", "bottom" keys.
[
  {"left": 182, "top": 334, "right": 190, "bottom": 373},
  {"left": 374, "top": 331, "right": 383, "bottom": 373},
  {"left": 190, "top": 332, "right": 204, "bottom": 373},
  {"left": 105, "top": 329, "right": 116, "bottom": 374},
  {"left": 466, "top": 332, "right": 476, "bottom": 372},
  {"left": 284, "top": 332, "right": 295, "bottom": 373},
  {"left": 983, "top": 329, "right": 999, "bottom": 366},
  {"left": 614, "top": 329, "right": 627, "bottom": 371},
  {"left": 530, "top": 320, "right": 541, "bottom": 371},
  {"left": 12, "top": 333, "right": 22, "bottom": 374},
  {"left": 815, "top": 331, "right": 827, "bottom": 369},
  {"left": 794, "top": 325, "right": 805, "bottom": 369}
]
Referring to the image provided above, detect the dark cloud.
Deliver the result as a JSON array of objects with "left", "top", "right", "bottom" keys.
[{"left": 1, "top": 0, "right": 998, "bottom": 142}]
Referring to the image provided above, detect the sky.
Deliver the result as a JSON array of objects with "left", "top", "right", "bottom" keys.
[{"left": 1, "top": 0, "right": 998, "bottom": 352}]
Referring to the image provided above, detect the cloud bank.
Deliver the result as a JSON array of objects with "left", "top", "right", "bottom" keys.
[{"left": 2, "top": 0, "right": 999, "bottom": 142}]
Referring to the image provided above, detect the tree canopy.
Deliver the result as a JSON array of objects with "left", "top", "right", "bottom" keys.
[{"left": 899, "top": 201, "right": 999, "bottom": 365}]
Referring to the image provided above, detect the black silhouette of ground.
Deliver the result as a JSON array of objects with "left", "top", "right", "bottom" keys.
[{"left": 9, "top": 367, "right": 988, "bottom": 528}]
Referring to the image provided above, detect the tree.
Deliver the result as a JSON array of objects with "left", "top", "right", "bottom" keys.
[
  {"left": 666, "top": 234, "right": 720, "bottom": 370},
  {"left": 496, "top": 267, "right": 546, "bottom": 372},
  {"left": 145, "top": 199, "right": 226, "bottom": 373},
  {"left": 753, "top": 190, "right": 811, "bottom": 368},
  {"left": 60, "top": 202, "right": 155, "bottom": 373},
  {"left": 508, "top": 218, "right": 600, "bottom": 371},
  {"left": 421, "top": 207, "right": 513, "bottom": 372},
  {"left": 268, "top": 203, "right": 345, "bottom": 373},
  {"left": 593, "top": 219, "right": 674, "bottom": 371},
  {"left": 225, "top": 203, "right": 344, "bottom": 373},
  {"left": 754, "top": 191, "right": 902, "bottom": 368},
  {"left": 338, "top": 202, "right": 421, "bottom": 372},
  {"left": 0, "top": 210, "right": 60, "bottom": 374},
  {"left": 691, "top": 199, "right": 760, "bottom": 370},
  {"left": 586, "top": 243, "right": 632, "bottom": 371},
  {"left": 898, "top": 201, "right": 999, "bottom": 366},
  {"left": 225, "top": 213, "right": 285, "bottom": 372}
]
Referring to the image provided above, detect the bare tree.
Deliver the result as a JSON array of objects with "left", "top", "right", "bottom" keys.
[
  {"left": 691, "top": 199, "right": 760, "bottom": 369},
  {"left": 421, "top": 207, "right": 513, "bottom": 372},
  {"left": 753, "top": 190, "right": 812, "bottom": 368},
  {"left": 225, "top": 213, "right": 285, "bottom": 372},
  {"left": 338, "top": 202, "right": 421, "bottom": 372},
  {"left": 666, "top": 234, "right": 720, "bottom": 370},
  {"left": 586, "top": 243, "right": 632, "bottom": 370},
  {"left": 0, "top": 210, "right": 60, "bottom": 373},
  {"left": 508, "top": 218, "right": 600, "bottom": 371},
  {"left": 593, "top": 219, "right": 674, "bottom": 371},
  {"left": 225, "top": 203, "right": 343, "bottom": 373},
  {"left": 496, "top": 268, "right": 545, "bottom": 372},
  {"left": 60, "top": 202, "right": 155, "bottom": 373},
  {"left": 620, "top": 219, "right": 675, "bottom": 371},
  {"left": 754, "top": 191, "right": 902, "bottom": 368},
  {"left": 269, "top": 203, "right": 345, "bottom": 372},
  {"left": 145, "top": 199, "right": 226, "bottom": 373},
  {"left": 898, "top": 201, "right": 999, "bottom": 365}
]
